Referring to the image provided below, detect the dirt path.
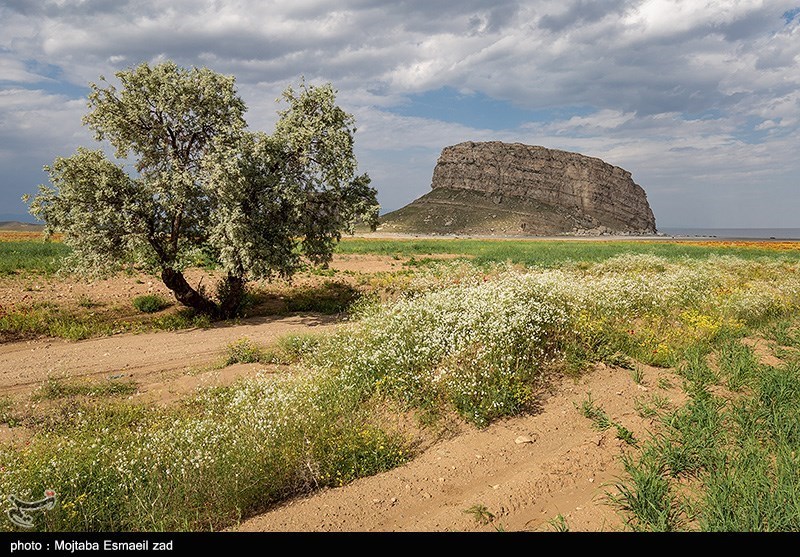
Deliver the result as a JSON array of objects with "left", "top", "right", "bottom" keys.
[
  {"left": 234, "top": 362, "right": 684, "bottom": 532},
  {"left": 0, "top": 313, "right": 340, "bottom": 400}
]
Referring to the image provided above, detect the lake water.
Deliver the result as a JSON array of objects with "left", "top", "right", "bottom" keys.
[{"left": 659, "top": 228, "right": 800, "bottom": 240}]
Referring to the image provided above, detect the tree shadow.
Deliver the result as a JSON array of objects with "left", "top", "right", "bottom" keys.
[{"left": 247, "top": 280, "right": 364, "bottom": 316}]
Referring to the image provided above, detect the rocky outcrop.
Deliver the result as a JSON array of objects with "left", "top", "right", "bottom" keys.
[{"left": 379, "top": 141, "right": 657, "bottom": 236}]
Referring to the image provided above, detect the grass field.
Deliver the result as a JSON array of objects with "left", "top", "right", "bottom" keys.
[
  {"left": 0, "top": 240, "right": 70, "bottom": 275},
  {"left": 5, "top": 234, "right": 799, "bottom": 276},
  {"left": 2, "top": 233, "right": 800, "bottom": 531},
  {"left": 337, "top": 237, "right": 800, "bottom": 266}
]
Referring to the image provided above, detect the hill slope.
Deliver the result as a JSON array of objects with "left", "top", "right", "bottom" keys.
[{"left": 0, "top": 221, "right": 44, "bottom": 232}]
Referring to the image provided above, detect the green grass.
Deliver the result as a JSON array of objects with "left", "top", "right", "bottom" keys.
[
  {"left": 699, "top": 363, "right": 800, "bottom": 530},
  {"left": 629, "top": 365, "right": 645, "bottom": 384},
  {"left": 223, "top": 338, "right": 269, "bottom": 365},
  {"left": 337, "top": 237, "right": 800, "bottom": 267},
  {"left": 149, "top": 309, "right": 212, "bottom": 331},
  {"left": 132, "top": 294, "right": 171, "bottom": 313},
  {"left": 0, "top": 371, "right": 409, "bottom": 531},
  {"left": 0, "top": 303, "right": 116, "bottom": 341},
  {"left": 0, "top": 303, "right": 212, "bottom": 342},
  {"left": 464, "top": 504, "right": 495, "bottom": 525},
  {"left": 579, "top": 394, "right": 637, "bottom": 445},
  {"left": 3, "top": 237, "right": 797, "bottom": 277},
  {"left": 716, "top": 339, "right": 761, "bottom": 391},
  {"left": 760, "top": 318, "right": 800, "bottom": 355},
  {"left": 0, "top": 240, "right": 71, "bottom": 275},
  {"left": 579, "top": 393, "right": 612, "bottom": 431},
  {"left": 611, "top": 316, "right": 800, "bottom": 531},
  {"left": 281, "top": 280, "right": 362, "bottom": 314},
  {"left": 634, "top": 394, "right": 672, "bottom": 419},
  {"left": 0, "top": 396, "right": 20, "bottom": 427},
  {"left": 277, "top": 333, "right": 323, "bottom": 362},
  {"left": 221, "top": 334, "right": 324, "bottom": 368},
  {"left": 0, "top": 283, "right": 349, "bottom": 343},
  {"left": 548, "top": 514, "right": 570, "bottom": 532},
  {"left": 34, "top": 377, "right": 138, "bottom": 400},
  {"left": 610, "top": 452, "right": 686, "bottom": 531}
]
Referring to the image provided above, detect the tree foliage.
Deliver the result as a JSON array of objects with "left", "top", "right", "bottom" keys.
[{"left": 28, "top": 62, "right": 379, "bottom": 317}]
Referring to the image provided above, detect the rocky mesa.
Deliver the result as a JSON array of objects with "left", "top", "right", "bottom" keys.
[{"left": 379, "top": 141, "right": 657, "bottom": 236}]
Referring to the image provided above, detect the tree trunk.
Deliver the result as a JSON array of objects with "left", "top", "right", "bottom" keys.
[
  {"left": 161, "top": 268, "right": 220, "bottom": 317},
  {"left": 217, "top": 273, "right": 247, "bottom": 319}
]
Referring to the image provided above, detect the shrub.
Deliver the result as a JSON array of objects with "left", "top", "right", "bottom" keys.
[
  {"left": 132, "top": 294, "right": 170, "bottom": 313},
  {"left": 224, "top": 338, "right": 265, "bottom": 365}
]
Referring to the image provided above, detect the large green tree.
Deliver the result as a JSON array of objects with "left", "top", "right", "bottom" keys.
[{"left": 28, "top": 62, "right": 378, "bottom": 318}]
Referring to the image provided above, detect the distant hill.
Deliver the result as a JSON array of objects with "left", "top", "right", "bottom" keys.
[
  {"left": 0, "top": 221, "right": 45, "bottom": 232},
  {"left": 378, "top": 141, "right": 657, "bottom": 237}
]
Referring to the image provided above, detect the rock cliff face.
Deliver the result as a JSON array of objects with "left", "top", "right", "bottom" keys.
[{"left": 379, "top": 141, "right": 657, "bottom": 236}]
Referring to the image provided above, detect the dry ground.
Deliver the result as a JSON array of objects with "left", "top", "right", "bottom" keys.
[{"left": 234, "top": 362, "right": 685, "bottom": 532}]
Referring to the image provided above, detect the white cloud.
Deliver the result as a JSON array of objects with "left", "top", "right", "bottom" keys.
[
  {"left": 0, "top": 57, "right": 47, "bottom": 83},
  {"left": 0, "top": 89, "right": 87, "bottom": 157}
]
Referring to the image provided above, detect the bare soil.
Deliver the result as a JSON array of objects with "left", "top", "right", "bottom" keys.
[
  {"left": 0, "top": 251, "right": 688, "bottom": 532},
  {"left": 0, "top": 313, "right": 340, "bottom": 400},
  {"left": 233, "top": 363, "right": 685, "bottom": 532}
]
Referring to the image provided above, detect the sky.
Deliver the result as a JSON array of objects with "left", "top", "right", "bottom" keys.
[{"left": 1, "top": 1, "right": 799, "bottom": 229}]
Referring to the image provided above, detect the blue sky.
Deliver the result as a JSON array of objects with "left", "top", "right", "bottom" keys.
[{"left": 1, "top": 1, "right": 799, "bottom": 228}]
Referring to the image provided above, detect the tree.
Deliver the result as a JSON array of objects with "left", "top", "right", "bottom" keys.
[{"left": 28, "top": 62, "right": 379, "bottom": 318}]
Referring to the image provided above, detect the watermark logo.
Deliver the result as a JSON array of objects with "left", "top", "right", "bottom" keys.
[{"left": 6, "top": 490, "right": 56, "bottom": 529}]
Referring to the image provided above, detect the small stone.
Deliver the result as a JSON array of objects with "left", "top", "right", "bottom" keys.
[
  {"left": 637, "top": 384, "right": 649, "bottom": 392},
  {"left": 372, "top": 499, "right": 381, "bottom": 504},
  {"left": 491, "top": 484, "right": 500, "bottom": 489},
  {"left": 390, "top": 498, "right": 397, "bottom": 504},
  {"left": 595, "top": 435, "right": 604, "bottom": 447},
  {"left": 588, "top": 478, "right": 594, "bottom": 483},
  {"left": 515, "top": 435, "right": 534, "bottom": 444},
  {"left": 616, "top": 391, "right": 623, "bottom": 395}
]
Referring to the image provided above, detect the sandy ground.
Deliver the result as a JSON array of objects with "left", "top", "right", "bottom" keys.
[
  {"left": 232, "top": 362, "right": 684, "bottom": 532},
  {"left": 0, "top": 313, "right": 340, "bottom": 402}
]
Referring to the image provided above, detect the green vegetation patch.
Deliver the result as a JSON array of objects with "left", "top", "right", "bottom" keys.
[
  {"left": 132, "top": 294, "right": 171, "bottom": 313},
  {"left": 0, "top": 241, "right": 71, "bottom": 275},
  {"left": 34, "top": 377, "right": 138, "bottom": 400},
  {"left": 0, "top": 303, "right": 116, "bottom": 341},
  {"left": 337, "top": 237, "right": 800, "bottom": 267},
  {"left": 610, "top": 331, "right": 800, "bottom": 531}
]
